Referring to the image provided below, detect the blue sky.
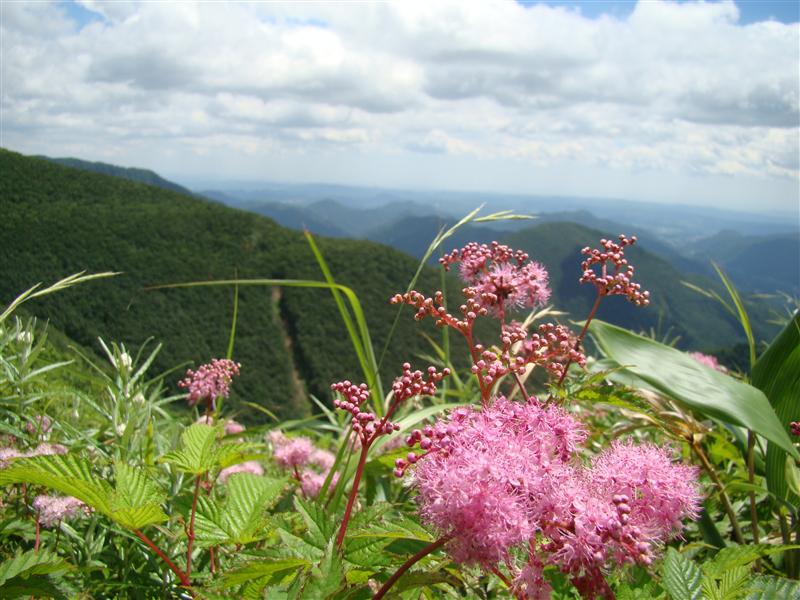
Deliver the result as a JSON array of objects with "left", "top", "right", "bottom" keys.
[{"left": 2, "top": 1, "right": 798, "bottom": 214}]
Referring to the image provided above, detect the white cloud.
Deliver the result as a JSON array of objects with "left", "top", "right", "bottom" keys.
[{"left": 0, "top": 0, "right": 797, "bottom": 211}]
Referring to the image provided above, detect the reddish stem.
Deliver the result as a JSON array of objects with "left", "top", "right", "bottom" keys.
[
  {"left": 555, "top": 292, "right": 603, "bottom": 390},
  {"left": 186, "top": 475, "right": 202, "bottom": 577},
  {"left": 373, "top": 536, "right": 450, "bottom": 600},
  {"left": 135, "top": 529, "right": 192, "bottom": 589},
  {"left": 465, "top": 329, "right": 490, "bottom": 403},
  {"left": 335, "top": 443, "right": 370, "bottom": 549},
  {"left": 209, "top": 546, "right": 217, "bottom": 575},
  {"left": 490, "top": 566, "right": 525, "bottom": 600},
  {"left": 34, "top": 512, "right": 40, "bottom": 552}
]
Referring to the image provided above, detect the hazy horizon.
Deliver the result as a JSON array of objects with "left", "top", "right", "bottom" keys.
[{"left": 2, "top": 1, "right": 798, "bottom": 215}]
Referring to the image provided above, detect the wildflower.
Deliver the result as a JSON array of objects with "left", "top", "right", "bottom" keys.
[
  {"left": 217, "top": 460, "right": 264, "bottom": 484},
  {"left": 25, "top": 415, "right": 52, "bottom": 436},
  {"left": 403, "top": 397, "right": 701, "bottom": 587},
  {"left": 439, "top": 241, "right": 551, "bottom": 314},
  {"left": 790, "top": 422, "right": 800, "bottom": 437},
  {"left": 689, "top": 352, "right": 727, "bottom": 373},
  {"left": 300, "top": 470, "right": 339, "bottom": 498},
  {"left": 224, "top": 419, "right": 246, "bottom": 435},
  {"left": 32, "top": 495, "right": 90, "bottom": 527},
  {"left": 273, "top": 436, "right": 314, "bottom": 469},
  {"left": 579, "top": 235, "right": 650, "bottom": 306},
  {"left": 29, "top": 443, "right": 68, "bottom": 457},
  {"left": 0, "top": 447, "right": 22, "bottom": 469},
  {"left": 309, "top": 448, "right": 335, "bottom": 471},
  {"left": 178, "top": 358, "right": 241, "bottom": 408}
]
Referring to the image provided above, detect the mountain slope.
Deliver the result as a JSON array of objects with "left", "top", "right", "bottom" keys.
[
  {"left": 38, "top": 156, "right": 193, "bottom": 196},
  {"left": 503, "top": 222, "right": 779, "bottom": 351},
  {"left": 0, "top": 149, "right": 446, "bottom": 420}
]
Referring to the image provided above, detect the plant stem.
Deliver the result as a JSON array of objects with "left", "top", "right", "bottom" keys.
[
  {"left": 490, "top": 566, "right": 524, "bottom": 600},
  {"left": 34, "top": 513, "right": 40, "bottom": 552},
  {"left": 555, "top": 292, "right": 603, "bottom": 391},
  {"left": 134, "top": 529, "right": 192, "bottom": 589},
  {"left": 512, "top": 371, "right": 529, "bottom": 400},
  {"left": 746, "top": 431, "right": 760, "bottom": 544},
  {"left": 185, "top": 475, "right": 202, "bottom": 577},
  {"left": 691, "top": 442, "right": 745, "bottom": 544},
  {"left": 335, "top": 443, "right": 370, "bottom": 549},
  {"left": 373, "top": 537, "right": 450, "bottom": 600}
]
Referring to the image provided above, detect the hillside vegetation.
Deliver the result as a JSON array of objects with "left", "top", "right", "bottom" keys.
[{"left": 1, "top": 149, "right": 447, "bottom": 420}]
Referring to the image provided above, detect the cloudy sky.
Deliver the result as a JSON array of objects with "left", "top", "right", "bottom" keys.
[{"left": 1, "top": 1, "right": 798, "bottom": 213}]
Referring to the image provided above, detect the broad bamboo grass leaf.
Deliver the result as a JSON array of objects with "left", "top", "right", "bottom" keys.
[
  {"left": 589, "top": 320, "right": 798, "bottom": 458},
  {"left": 0, "top": 455, "right": 167, "bottom": 530},
  {"left": 0, "top": 272, "right": 118, "bottom": 323},
  {"left": 751, "top": 313, "right": 800, "bottom": 502}
]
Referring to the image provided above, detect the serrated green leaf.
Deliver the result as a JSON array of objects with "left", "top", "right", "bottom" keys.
[
  {"left": 294, "top": 496, "right": 335, "bottom": 547},
  {"left": 301, "top": 540, "right": 344, "bottom": 600},
  {"left": 744, "top": 575, "right": 800, "bottom": 600},
  {"left": 0, "top": 575, "right": 68, "bottom": 599},
  {"left": 194, "top": 473, "right": 287, "bottom": 547},
  {"left": 703, "top": 544, "right": 800, "bottom": 579},
  {"left": 351, "top": 515, "right": 434, "bottom": 543},
  {"left": 663, "top": 547, "right": 703, "bottom": 600},
  {"left": 223, "top": 558, "right": 310, "bottom": 586},
  {"left": 109, "top": 461, "right": 167, "bottom": 529},
  {"left": 590, "top": 320, "right": 798, "bottom": 458},
  {"left": 159, "top": 424, "right": 218, "bottom": 474},
  {"left": 0, "top": 454, "right": 113, "bottom": 515},
  {"left": 0, "top": 550, "right": 70, "bottom": 587}
]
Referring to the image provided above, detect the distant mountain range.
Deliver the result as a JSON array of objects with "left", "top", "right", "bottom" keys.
[{"left": 4, "top": 149, "right": 792, "bottom": 412}]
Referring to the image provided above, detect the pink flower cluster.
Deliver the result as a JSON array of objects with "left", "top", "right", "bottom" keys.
[
  {"left": 689, "top": 352, "right": 727, "bottom": 373},
  {"left": 331, "top": 363, "right": 448, "bottom": 447},
  {"left": 179, "top": 359, "right": 241, "bottom": 408},
  {"left": 791, "top": 422, "right": 800, "bottom": 437},
  {"left": 403, "top": 398, "right": 701, "bottom": 595},
  {"left": 0, "top": 442, "right": 68, "bottom": 469},
  {"left": 26, "top": 415, "right": 53, "bottom": 437},
  {"left": 580, "top": 235, "right": 650, "bottom": 306},
  {"left": 268, "top": 430, "right": 338, "bottom": 498},
  {"left": 440, "top": 241, "right": 551, "bottom": 314},
  {"left": 33, "top": 495, "right": 90, "bottom": 527}
]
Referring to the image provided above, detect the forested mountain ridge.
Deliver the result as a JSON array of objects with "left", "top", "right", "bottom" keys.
[
  {"left": 37, "top": 155, "right": 194, "bottom": 196},
  {"left": 1, "top": 149, "right": 448, "bottom": 420}
]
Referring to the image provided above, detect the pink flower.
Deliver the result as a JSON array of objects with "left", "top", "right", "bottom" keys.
[
  {"left": 689, "top": 352, "right": 727, "bottom": 373},
  {"left": 0, "top": 447, "right": 22, "bottom": 469},
  {"left": 179, "top": 359, "right": 241, "bottom": 408},
  {"left": 579, "top": 235, "right": 650, "bottom": 306},
  {"left": 300, "top": 470, "right": 339, "bottom": 498},
  {"left": 29, "top": 443, "right": 68, "bottom": 457},
  {"left": 791, "top": 422, "right": 800, "bottom": 437},
  {"left": 26, "top": 415, "right": 52, "bottom": 436},
  {"left": 273, "top": 437, "right": 314, "bottom": 469},
  {"left": 310, "top": 449, "right": 335, "bottom": 471},
  {"left": 224, "top": 420, "right": 246, "bottom": 435},
  {"left": 217, "top": 460, "right": 264, "bottom": 484},
  {"left": 32, "top": 495, "right": 90, "bottom": 527}
]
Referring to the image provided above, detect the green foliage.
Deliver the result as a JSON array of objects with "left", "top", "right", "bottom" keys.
[
  {"left": 751, "top": 313, "right": 800, "bottom": 502},
  {"left": 0, "top": 549, "right": 70, "bottom": 599},
  {"left": 590, "top": 319, "right": 797, "bottom": 457},
  {"left": 194, "top": 473, "right": 287, "bottom": 546}
]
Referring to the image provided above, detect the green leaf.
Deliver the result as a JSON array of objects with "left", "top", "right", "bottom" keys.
[
  {"left": 300, "top": 540, "right": 344, "bottom": 600},
  {"left": 589, "top": 320, "right": 798, "bottom": 458},
  {"left": 294, "top": 496, "right": 335, "bottom": 547},
  {"left": 0, "top": 550, "right": 69, "bottom": 587},
  {"left": 351, "top": 515, "right": 435, "bottom": 543},
  {"left": 751, "top": 313, "right": 800, "bottom": 501},
  {"left": 159, "top": 423, "right": 218, "bottom": 474},
  {"left": 662, "top": 547, "right": 703, "bottom": 600},
  {"left": 223, "top": 558, "right": 310, "bottom": 587},
  {"left": 0, "top": 454, "right": 113, "bottom": 515},
  {"left": 0, "top": 575, "right": 68, "bottom": 599},
  {"left": 109, "top": 462, "right": 168, "bottom": 529},
  {"left": 194, "top": 473, "right": 287, "bottom": 547},
  {"left": 703, "top": 545, "right": 800, "bottom": 579},
  {"left": 744, "top": 575, "right": 800, "bottom": 600}
]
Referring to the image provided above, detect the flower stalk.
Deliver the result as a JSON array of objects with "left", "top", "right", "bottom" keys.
[{"left": 373, "top": 536, "right": 450, "bottom": 600}]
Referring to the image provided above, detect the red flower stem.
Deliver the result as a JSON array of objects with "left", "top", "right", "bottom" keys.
[
  {"left": 490, "top": 566, "right": 525, "bottom": 600},
  {"left": 373, "top": 536, "right": 450, "bottom": 600},
  {"left": 134, "top": 529, "right": 193, "bottom": 589},
  {"left": 34, "top": 512, "right": 40, "bottom": 552},
  {"left": 512, "top": 371, "right": 529, "bottom": 400},
  {"left": 555, "top": 292, "right": 604, "bottom": 390},
  {"left": 209, "top": 546, "right": 217, "bottom": 575},
  {"left": 465, "top": 329, "right": 490, "bottom": 403},
  {"left": 185, "top": 475, "right": 202, "bottom": 577},
  {"left": 335, "top": 443, "right": 370, "bottom": 549}
]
